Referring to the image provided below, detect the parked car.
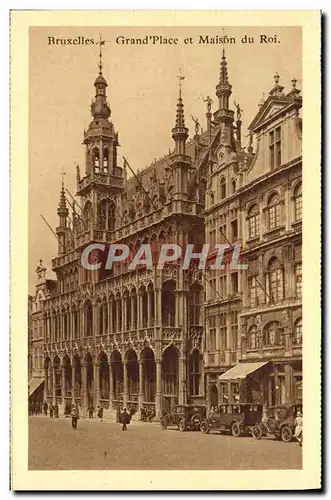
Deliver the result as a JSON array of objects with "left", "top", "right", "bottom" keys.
[
  {"left": 252, "top": 404, "right": 302, "bottom": 442},
  {"left": 160, "top": 404, "right": 206, "bottom": 432},
  {"left": 200, "top": 403, "right": 263, "bottom": 436}
]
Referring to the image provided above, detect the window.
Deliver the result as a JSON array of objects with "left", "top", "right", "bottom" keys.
[
  {"left": 231, "top": 179, "right": 236, "bottom": 194},
  {"left": 231, "top": 272, "right": 239, "bottom": 295},
  {"left": 209, "top": 316, "right": 216, "bottom": 350},
  {"left": 249, "top": 276, "right": 258, "bottom": 307},
  {"left": 189, "top": 350, "right": 201, "bottom": 396},
  {"left": 220, "top": 177, "right": 226, "bottom": 199},
  {"left": 269, "top": 126, "right": 281, "bottom": 169},
  {"left": 248, "top": 204, "right": 260, "bottom": 239},
  {"left": 189, "top": 285, "right": 203, "bottom": 325},
  {"left": 209, "top": 219, "right": 216, "bottom": 248},
  {"left": 295, "top": 262, "right": 302, "bottom": 299},
  {"left": 219, "top": 274, "right": 227, "bottom": 298},
  {"left": 231, "top": 219, "right": 238, "bottom": 241},
  {"left": 248, "top": 325, "right": 257, "bottom": 349},
  {"left": 209, "top": 269, "right": 217, "bottom": 301},
  {"left": 268, "top": 257, "right": 284, "bottom": 304},
  {"left": 267, "top": 193, "right": 281, "bottom": 230},
  {"left": 230, "top": 311, "right": 238, "bottom": 350},
  {"left": 210, "top": 192, "right": 215, "bottom": 205},
  {"left": 294, "top": 318, "right": 302, "bottom": 344},
  {"left": 264, "top": 321, "right": 282, "bottom": 346},
  {"left": 220, "top": 383, "right": 229, "bottom": 403},
  {"left": 220, "top": 313, "right": 227, "bottom": 350},
  {"left": 219, "top": 223, "right": 227, "bottom": 244},
  {"left": 294, "top": 183, "right": 302, "bottom": 221}
]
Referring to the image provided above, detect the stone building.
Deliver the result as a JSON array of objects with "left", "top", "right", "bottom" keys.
[
  {"left": 204, "top": 57, "right": 302, "bottom": 408},
  {"left": 30, "top": 48, "right": 302, "bottom": 417},
  {"left": 28, "top": 260, "right": 57, "bottom": 404}
]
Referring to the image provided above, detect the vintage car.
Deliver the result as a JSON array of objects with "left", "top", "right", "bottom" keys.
[
  {"left": 252, "top": 404, "right": 302, "bottom": 442},
  {"left": 200, "top": 403, "right": 263, "bottom": 436},
  {"left": 160, "top": 404, "right": 206, "bottom": 432}
]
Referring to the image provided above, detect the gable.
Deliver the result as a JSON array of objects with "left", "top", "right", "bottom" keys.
[{"left": 248, "top": 96, "right": 289, "bottom": 133}]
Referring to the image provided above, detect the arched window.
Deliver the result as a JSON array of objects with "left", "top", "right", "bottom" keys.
[
  {"left": 98, "top": 200, "right": 108, "bottom": 230},
  {"left": 293, "top": 183, "right": 302, "bottom": 221},
  {"left": 231, "top": 179, "right": 236, "bottom": 194},
  {"left": 248, "top": 204, "right": 260, "bottom": 239},
  {"left": 248, "top": 325, "right": 257, "bottom": 349},
  {"left": 85, "top": 300, "right": 93, "bottom": 337},
  {"left": 264, "top": 321, "right": 283, "bottom": 346},
  {"left": 162, "top": 281, "right": 176, "bottom": 326},
  {"left": 108, "top": 202, "right": 116, "bottom": 231},
  {"left": 92, "top": 147, "right": 100, "bottom": 172},
  {"left": 210, "top": 192, "right": 215, "bottom": 205},
  {"left": 294, "top": 318, "right": 302, "bottom": 344},
  {"left": 103, "top": 147, "right": 109, "bottom": 172},
  {"left": 267, "top": 257, "right": 284, "bottom": 304},
  {"left": 267, "top": 193, "right": 280, "bottom": 229},
  {"left": 189, "top": 284, "right": 203, "bottom": 325},
  {"left": 220, "top": 177, "right": 226, "bottom": 200},
  {"left": 189, "top": 350, "right": 201, "bottom": 396}
]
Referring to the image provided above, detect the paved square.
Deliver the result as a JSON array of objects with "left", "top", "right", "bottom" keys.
[{"left": 29, "top": 416, "right": 302, "bottom": 470}]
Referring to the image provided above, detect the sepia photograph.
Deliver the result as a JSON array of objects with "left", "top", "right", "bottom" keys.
[{"left": 11, "top": 10, "right": 321, "bottom": 491}]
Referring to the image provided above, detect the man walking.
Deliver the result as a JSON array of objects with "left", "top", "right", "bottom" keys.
[
  {"left": 71, "top": 403, "right": 79, "bottom": 430},
  {"left": 121, "top": 408, "right": 130, "bottom": 431}
]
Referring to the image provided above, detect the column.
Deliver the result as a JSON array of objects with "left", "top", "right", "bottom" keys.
[
  {"left": 155, "top": 360, "right": 162, "bottom": 419},
  {"left": 178, "top": 357, "right": 187, "bottom": 405},
  {"left": 94, "top": 361, "right": 100, "bottom": 407},
  {"left": 71, "top": 362, "right": 75, "bottom": 403},
  {"left": 82, "top": 363, "right": 87, "bottom": 412},
  {"left": 116, "top": 300, "right": 120, "bottom": 332},
  {"left": 108, "top": 300, "right": 112, "bottom": 334},
  {"left": 44, "top": 368, "right": 49, "bottom": 398},
  {"left": 109, "top": 362, "right": 114, "bottom": 408},
  {"left": 137, "top": 293, "right": 142, "bottom": 330},
  {"left": 284, "top": 363, "right": 293, "bottom": 404},
  {"left": 52, "top": 364, "right": 56, "bottom": 405},
  {"left": 61, "top": 365, "right": 66, "bottom": 405},
  {"left": 155, "top": 288, "right": 161, "bottom": 327},
  {"left": 123, "top": 361, "right": 128, "bottom": 407},
  {"left": 147, "top": 290, "right": 151, "bottom": 328},
  {"left": 131, "top": 297, "right": 135, "bottom": 330},
  {"left": 139, "top": 361, "right": 144, "bottom": 407}
]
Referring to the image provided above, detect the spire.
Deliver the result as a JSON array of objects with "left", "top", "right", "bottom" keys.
[
  {"left": 57, "top": 171, "right": 68, "bottom": 221},
  {"left": 91, "top": 36, "right": 111, "bottom": 119},
  {"left": 172, "top": 69, "right": 188, "bottom": 154},
  {"left": 219, "top": 48, "right": 229, "bottom": 86},
  {"left": 215, "top": 48, "right": 232, "bottom": 111}
]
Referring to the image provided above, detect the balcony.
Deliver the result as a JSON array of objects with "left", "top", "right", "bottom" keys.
[
  {"left": 162, "top": 327, "right": 182, "bottom": 342},
  {"left": 263, "top": 225, "right": 286, "bottom": 241}
]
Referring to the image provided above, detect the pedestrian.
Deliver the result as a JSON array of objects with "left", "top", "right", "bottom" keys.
[
  {"left": 294, "top": 410, "right": 303, "bottom": 446},
  {"left": 71, "top": 403, "right": 79, "bottom": 430},
  {"left": 43, "top": 401, "right": 48, "bottom": 416},
  {"left": 54, "top": 403, "right": 59, "bottom": 418},
  {"left": 121, "top": 408, "right": 130, "bottom": 431},
  {"left": 97, "top": 405, "right": 104, "bottom": 422},
  {"left": 88, "top": 403, "right": 94, "bottom": 419},
  {"left": 49, "top": 403, "right": 54, "bottom": 418}
]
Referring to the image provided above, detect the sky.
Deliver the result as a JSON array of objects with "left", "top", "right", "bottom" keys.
[{"left": 29, "top": 26, "right": 302, "bottom": 293}]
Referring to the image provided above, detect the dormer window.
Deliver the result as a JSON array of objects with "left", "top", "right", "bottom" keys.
[{"left": 269, "top": 126, "right": 281, "bottom": 169}]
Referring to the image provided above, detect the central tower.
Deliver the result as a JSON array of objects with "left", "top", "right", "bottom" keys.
[{"left": 76, "top": 41, "right": 124, "bottom": 234}]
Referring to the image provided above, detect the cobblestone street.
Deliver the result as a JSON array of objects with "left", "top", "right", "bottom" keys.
[{"left": 29, "top": 416, "right": 302, "bottom": 470}]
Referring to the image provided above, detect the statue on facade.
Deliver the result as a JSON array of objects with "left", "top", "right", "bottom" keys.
[
  {"left": 203, "top": 95, "right": 213, "bottom": 113},
  {"left": 191, "top": 115, "right": 200, "bottom": 136},
  {"left": 234, "top": 101, "right": 243, "bottom": 121}
]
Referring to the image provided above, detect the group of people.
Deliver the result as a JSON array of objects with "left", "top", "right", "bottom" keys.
[{"left": 29, "top": 400, "right": 60, "bottom": 418}]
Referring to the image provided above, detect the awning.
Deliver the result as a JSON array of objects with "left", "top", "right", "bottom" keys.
[
  {"left": 28, "top": 377, "right": 45, "bottom": 397},
  {"left": 219, "top": 361, "right": 269, "bottom": 381}
]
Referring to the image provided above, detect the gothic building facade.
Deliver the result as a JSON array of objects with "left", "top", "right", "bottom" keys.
[{"left": 28, "top": 49, "right": 302, "bottom": 416}]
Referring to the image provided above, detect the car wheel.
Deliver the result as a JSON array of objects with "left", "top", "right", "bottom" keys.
[
  {"left": 231, "top": 421, "right": 241, "bottom": 437},
  {"left": 200, "top": 420, "right": 209, "bottom": 434},
  {"left": 252, "top": 424, "right": 262, "bottom": 440},
  {"left": 266, "top": 417, "right": 276, "bottom": 434},
  {"left": 160, "top": 418, "right": 167, "bottom": 430},
  {"left": 178, "top": 418, "right": 186, "bottom": 432},
  {"left": 281, "top": 425, "right": 293, "bottom": 443}
]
